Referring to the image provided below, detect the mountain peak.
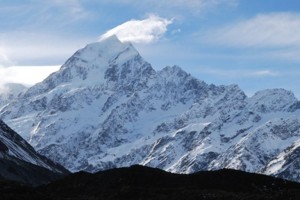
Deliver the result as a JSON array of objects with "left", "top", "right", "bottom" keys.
[
  {"left": 71, "top": 35, "right": 138, "bottom": 65},
  {"left": 98, "top": 34, "right": 122, "bottom": 45},
  {"left": 22, "top": 35, "right": 146, "bottom": 97}
]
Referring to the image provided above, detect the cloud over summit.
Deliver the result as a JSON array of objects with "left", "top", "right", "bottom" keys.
[{"left": 99, "top": 15, "right": 172, "bottom": 43}]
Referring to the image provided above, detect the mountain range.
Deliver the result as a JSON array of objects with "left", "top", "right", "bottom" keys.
[{"left": 0, "top": 35, "right": 299, "bottom": 182}]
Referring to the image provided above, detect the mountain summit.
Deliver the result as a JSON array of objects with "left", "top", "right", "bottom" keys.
[
  {"left": 24, "top": 35, "right": 152, "bottom": 97},
  {"left": 1, "top": 36, "right": 300, "bottom": 182}
]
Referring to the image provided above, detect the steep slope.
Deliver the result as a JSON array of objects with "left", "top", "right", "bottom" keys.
[
  {"left": 0, "top": 36, "right": 300, "bottom": 182},
  {"left": 0, "top": 120, "right": 68, "bottom": 186}
]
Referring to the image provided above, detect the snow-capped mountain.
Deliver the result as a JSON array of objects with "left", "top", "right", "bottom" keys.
[
  {"left": 0, "top": 119, "right": 68, "bottom": 185},
  {"left": 0, "top": 36, "right": 299, "bottom": 182}
]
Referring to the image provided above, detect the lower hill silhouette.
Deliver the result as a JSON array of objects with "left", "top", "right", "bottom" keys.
[
  {"left": 2, "top": 165, "right": 300, "bottom": 199},
  {"left": 0, "top": 157, "right": 66, "bottom": 187}
]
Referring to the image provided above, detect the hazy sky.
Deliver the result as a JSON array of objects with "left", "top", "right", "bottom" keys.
[{"left": 1, "top": 0, "right": 300, "bottom": 98}]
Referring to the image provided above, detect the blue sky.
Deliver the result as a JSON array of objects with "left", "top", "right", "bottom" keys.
[{"left": 0, "top": 0, "right": 300, "bottom": 98}]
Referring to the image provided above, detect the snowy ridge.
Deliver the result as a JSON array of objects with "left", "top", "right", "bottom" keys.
[{"left": 1, "top": 36, "right": 300, "bottom": 182}]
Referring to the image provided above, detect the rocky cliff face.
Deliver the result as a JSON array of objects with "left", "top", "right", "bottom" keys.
[{"left": 1, "top": 36, "right": 299, "bottom": 182}]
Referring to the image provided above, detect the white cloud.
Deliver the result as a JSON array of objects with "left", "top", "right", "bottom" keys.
[
  {"left": 208, "top": 12, "right": 300, "bottom": 48},
  {"left": 99, "top": 15, "right": 172, "bottom": 43},
  {"left": 100, "top": 15, "right": 172, "bottom": 43},
  {"left": 0, "top": 65, "right": 60, "bottom": 88},
  {"left": 0, "top": 31, "right": 90, "bottom": 66}
]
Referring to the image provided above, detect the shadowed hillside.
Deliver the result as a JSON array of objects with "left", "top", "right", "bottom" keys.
[{"left": 2, "top": 165, "right": 300, "bottom": 199}]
